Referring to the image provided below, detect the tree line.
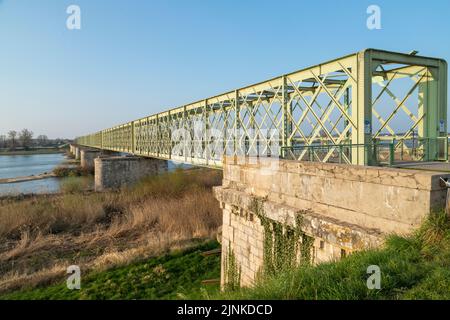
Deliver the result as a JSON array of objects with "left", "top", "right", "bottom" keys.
[{"left": 0, "top": 129, "right": 69, "bottom": 150}]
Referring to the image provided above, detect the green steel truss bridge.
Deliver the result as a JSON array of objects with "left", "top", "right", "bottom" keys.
[{"left": 76, "top": 49, "right": 448, "bottom": 168}]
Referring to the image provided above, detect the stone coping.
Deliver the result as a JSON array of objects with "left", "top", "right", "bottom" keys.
[
  {"left": 94, "top": 156, "right": 143, "bottom": 161},
  {"left": 222, "top": 156, "right": 450, "bottom": 191}
]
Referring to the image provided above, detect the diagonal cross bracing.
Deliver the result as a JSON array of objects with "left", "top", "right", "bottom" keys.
[{"left": 76, "top": 49, "right": 447, "bottom": 167}]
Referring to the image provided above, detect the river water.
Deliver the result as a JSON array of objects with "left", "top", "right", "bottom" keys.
[
  {"left": 0, "top": 153, "right": 65, "bottom": 196},
  {"left": 0, "top": 153, "right": 191, "bottom": 196}
]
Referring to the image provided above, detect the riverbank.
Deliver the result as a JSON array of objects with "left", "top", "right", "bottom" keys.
[{"left": 0, "top": 168, "right": 222, "bottom": 295}]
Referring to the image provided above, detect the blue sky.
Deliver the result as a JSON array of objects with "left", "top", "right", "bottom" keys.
[{"left": 0, "top": 0, "right": 449, "bottom": 139}]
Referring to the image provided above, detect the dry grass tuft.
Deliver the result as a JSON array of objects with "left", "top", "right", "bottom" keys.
[{"left": 0, "top": 168, "right": 222, "bottom": 294}]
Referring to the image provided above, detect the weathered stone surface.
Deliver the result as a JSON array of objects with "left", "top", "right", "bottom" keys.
[
  {"left": 94, "top": 156, "right": 168, "bottom": 191},
  {"left": 74, "top": 147, "right": 81, "bottom": 160},
  {"left": 221, "top": 156, "right": 450, "bottom": 234},
  {"left": 80, "top": 149, "right": 101, "bottom": 172},
  {"left": 69, "top": 144, "right": 75, "bottom": 155},
  {"left": 216, "top": 156, "right": 450, "bottom": 288}
]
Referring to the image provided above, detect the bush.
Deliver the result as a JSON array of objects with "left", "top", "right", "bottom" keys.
[{"left": 53, "top": 166, "right": 89, "bottom": 177}]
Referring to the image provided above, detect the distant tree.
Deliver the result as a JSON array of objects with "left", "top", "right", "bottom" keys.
[
  {"left": 7, "top": 130, "right": 18, "bottom": 150},
  {"left": 0, "top": 135, "right": 6, "bottom": 149},
  {"left": 19, "top": 129, "right": 33, "bottom": 149},
  {"left": 55, "top": 138, "right": 64, "bottom": 146},
  {"left": 37, "top": 135, "right": 48, "bottom": 147}
]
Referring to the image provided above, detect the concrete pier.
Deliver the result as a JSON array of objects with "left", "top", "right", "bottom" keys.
[
  {"left": 214, "top": 156, "right": 450, "bottom": 287},
  {"left": 74, "top": 146, "right": 81, "bottom": 160},
  {"left": 94, "top": 156, "right": 168, "bottom": 191},
  {"left": 80, "top": 149, "right": 102, "bottom": 172}
]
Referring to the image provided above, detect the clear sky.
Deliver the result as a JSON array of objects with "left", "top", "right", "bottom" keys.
[{"left": 0, "top": 0, "right": 449, "bottom": 139}]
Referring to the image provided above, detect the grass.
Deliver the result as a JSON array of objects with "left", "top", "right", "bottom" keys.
[
  {"left": 217, "top": 211, "right": 450, "bottom": 300},
  {"left": 60, "top": 177, "right": 93, "bottom": 193},
  {"left": 0, "top": 241, "right": 221, "bottom": 300},
  {"left": 0, "top": 168, "right": 222, "bottom": 295},
  {"left": 7, "top": 210, "right": 448, "bottom": 300},
  {"left": 4, "top": 164, "right": 449, "bottom": 300},
  {"left": 53, "top": 164, "right": 94, "bottom": 193}
]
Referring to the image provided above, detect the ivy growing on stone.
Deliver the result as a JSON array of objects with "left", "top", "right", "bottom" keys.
[
  {"left": 223, "top": 244, "right": 241, "bottom": 291},
  {"left": 249, "top": 197, "right": 314, "bottom": 277}
]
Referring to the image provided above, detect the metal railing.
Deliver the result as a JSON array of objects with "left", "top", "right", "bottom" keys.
[{"left": 281, "top": 137, "right": 449, "bottom": 166}]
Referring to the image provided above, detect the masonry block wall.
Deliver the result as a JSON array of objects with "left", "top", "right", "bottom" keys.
[
  {"left": 94, "top": 156, "right": 168, "bottom": 191},
  {"left": 214, "top": 156, "right": 450, "bottom": 288},
  {"left": 74, "top": 146, "right": 81, "bottom": 160},
  {"left": 80, "top": 149, "right": 102, "bottom": 172}
]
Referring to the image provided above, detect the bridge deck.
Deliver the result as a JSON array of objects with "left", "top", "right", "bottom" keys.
[{"left": 394, "top": 161, "right": 450, "bottom": 173}]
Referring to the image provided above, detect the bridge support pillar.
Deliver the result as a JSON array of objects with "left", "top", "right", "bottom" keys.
[
  {"left": 74, "top": 146, "right": 81, "bottom": 160},
  {"left": 69, "top": 144, "right": 75, "bottom": 156},
  {"left": 80, "top": 149, "right": 102, "bottom": 172},
  {"left": 94, "top": 156, "right": 168, "bottom": 191}
]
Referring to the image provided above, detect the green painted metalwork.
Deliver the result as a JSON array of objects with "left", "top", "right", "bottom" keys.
[
  {"left": 282, "top": 137, "right": 449, "bottom": 167},
  {"left": 76, "top": 49, "right": 447, "bottom": 168}
]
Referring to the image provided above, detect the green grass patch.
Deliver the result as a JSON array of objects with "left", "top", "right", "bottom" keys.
[{"left": 1, "top": 241, "right": 221, "bottom": 300}]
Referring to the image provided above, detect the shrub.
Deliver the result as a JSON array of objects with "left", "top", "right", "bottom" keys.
[{"left": 53, "top": 166, "right": 89, "bottom": 177}]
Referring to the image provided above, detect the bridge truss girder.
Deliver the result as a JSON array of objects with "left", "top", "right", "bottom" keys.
[{"left": 76, "top": 49, "right": 447, "bottom": 167}]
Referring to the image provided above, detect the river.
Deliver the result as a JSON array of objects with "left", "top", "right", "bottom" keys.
[{"left": 0, "top": 153, "right": 65, "bottom": 196}]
